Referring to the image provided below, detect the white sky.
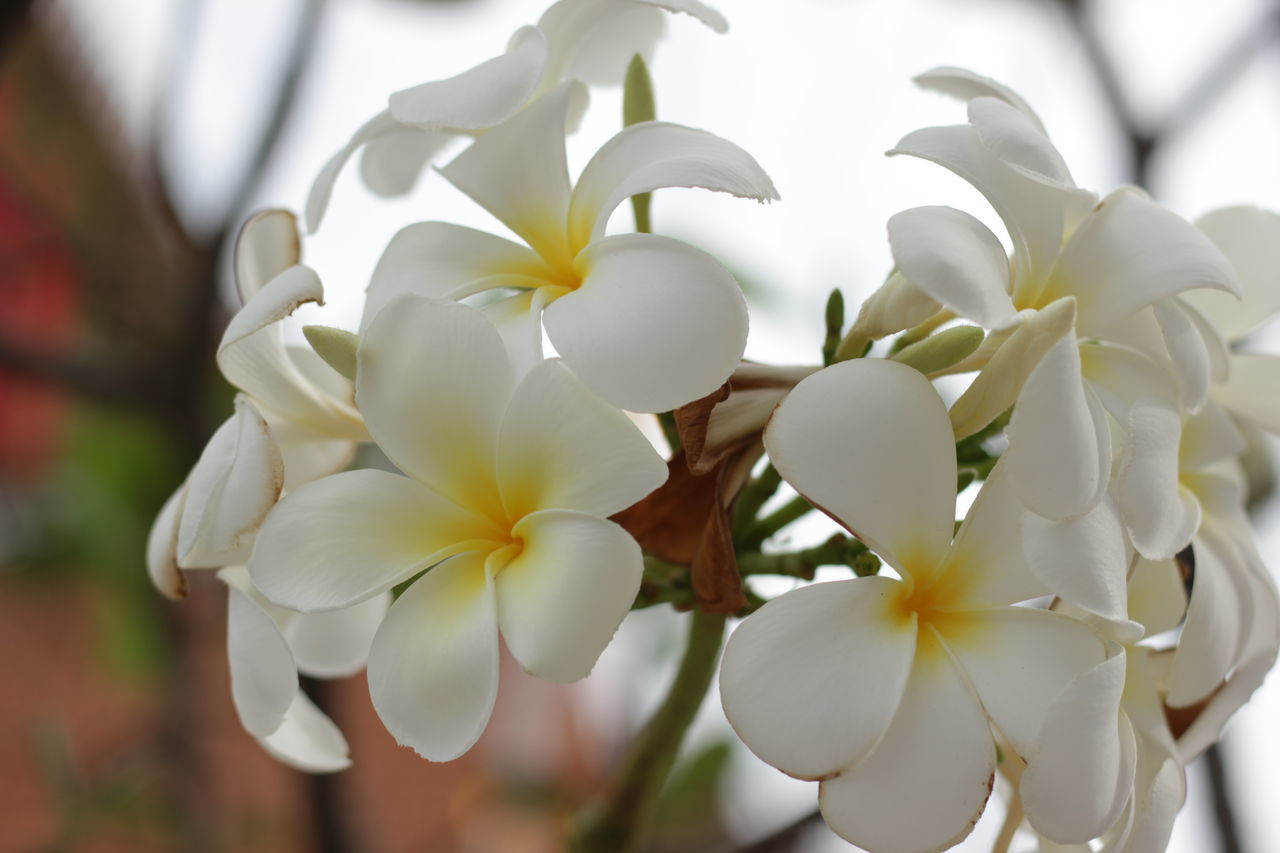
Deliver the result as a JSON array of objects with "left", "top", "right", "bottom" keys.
[{"left": 52, "top": 0, "right": 1280, "bottom": 849}]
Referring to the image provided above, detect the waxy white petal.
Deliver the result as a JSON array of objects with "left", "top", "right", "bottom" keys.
[
  {"left": 818, "top": 639, "right": 995, "bottom": 853},
  {"left": 1151, "top": 299, "right": 1212, "bottom": 413},
  {"left": 568, "top": 121, "right": 777, "bottom": 247},
  {"left": 305, "top": 110, "right": 402, "bottom": 232},
  {"left": 634, "top": 0, "right": 728, "bottom": 32},
  {"left": 497, "top": 360, "right": 666, "bottom": 519},
  {"left": 439, "top": 82, "right": 582, "bottom": 264},
  {"left": 1006, "top": 331, "right": 1110, "bottom": 520},
  {"left": 223, "top": 569, "right": 298, "bottom": 738},
  {"left": 1078, "top": 341, "right": 1178, "bottom": 424},
  {"left": 1180, "top": 401, "right": 1245, "bottom": 472},
  {"left": 1127, "top": 557, "right": 1187, "bottom": 638},
  {"left": 949, "top": 607, "right": 1105, "bottom": 758},
  {"left": 887, "top": 206, "right": 1017, "bottom": 329},
  {"left": 481, "top": 288, "right": 549, "bottom": 381},
  {"left": 1166, "top": 533, "right": 1248, "bottom": 707},
  {"left": 363, "top": 222, "right": 547, "bottom": 330},
  {"left": 1022, "top": 498, "right": 1133, "bottom": 629},
  {"left": 914, "top": 66, "right": 1046, "bottom": 130},
  {"left": 496, "top": 510, "right": 642, "bottom": 682},
  {"left": 719, "top": 576, "right": 916, "bottom": 780},
  {"left": 259, "top": 692, "right": 351, "bottom": 774},
  {"left": 544, "top": 233, "right": 747, "bottom": 413},
  {"left": 249, "top": 469, "right": 501, "bottom": 612},
  {"left": 284, "top": 592, "right": 390, "bottom": 678},
  {"left": 1188, "top": 206, "right": 1280, "bottom": 340},
  {"left": 541, "top": 2, "right": 664, "bottom": 86},
  {"left": 764, "top": 359, "right": 956, "bottom": 571},
  {"left": 357, "top": 298, "right": 512, "bottom": 512},
  {"left": 1021, "top": 652, "right": 1134, "bottom": 844},
  {"left": 1055, "top": 188, "right": 1240, "bottom": 336},
  {"left": 146, "top": 485, "right": 187, "bottom": 599},
  {"left": 178, "top": 398, "right": 282, "bottom": 568},
  {"left": 1214, "top": 353, "right": 1280, "bottom": 433},
  {"left": 846, "top": 271, "right": 942, "bottom": 342},
  {"left": 1118, "top": 396, "right": 1197, "bottom": 560},
  {"left": 367, "top": 552, "right": 500, "bottom": 761},
  {"left": 234, "top": 210, "right": 300, "bottom": 302},
  {"left": 389, "top": 26, "right": 547, "bottom": 130},
  {"left": 968, "top": 97, "right": 1076, "bottom": 190},
  {"left": 358, "top": 126, "right": 451, "bottom": 197}
]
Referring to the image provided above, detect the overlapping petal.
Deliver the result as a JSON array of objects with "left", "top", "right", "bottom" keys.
[
  {"left": 259, "top": 692, "right": 352, "bottom": 773},
  {"left": 284, "top": 592, "right": 390, "bottom": 678},
  {"left": 367, "top": 552, "right": 500, "bottom": 761},
  {"left": 495, "top": 510, "right": 642, "bottom": 682},
  {"left": 1187, "top": 206, "right": 1280, "bottom": 340},
  {"left": 234, "top": 209, "right": 300, "bottom": 301},
  {"left": 497, "top": 360, "right": 666, "bottom": 519},
  {"left": 1213, "top": 353, "right": 1280, "bottom": 433},
  {"left": 223, "top": 570, "right": 299, "bottom": 738},
  {"left": 764, "top": 359, "right": 956, "bottom": 570},
  {"left": 1118, "top": 396, "right": 1198, "bottom": 560},
  {"left": 1022, "top": 499, "right": 1133, "bottom": 630},
  {"left": 817, "top": 640, "right": 995, "bottom": 853},
  {"left": 146, "top": 485, "right": 187, "bottom": 599},
  {"left": 544, "top": 233, "right": 747, "bottom": 412},
  {"left": 719, "top": 576, "right": 916, "bottom": 780}
]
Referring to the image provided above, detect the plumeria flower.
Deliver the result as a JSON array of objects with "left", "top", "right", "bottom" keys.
[
  {"left": 219, "top": 566, "right": 388, "bottom": 772},
  {"left": 863, "top": 69, "right": 1239, "bottom": 523},
  {"left": 720, "top": 359, "right": 1121, "bottom": 853},
  {"left": 249, "top": 297, "right": 667, "bottom": 760},
  {"left": 362, "top": 81, "right": 777, "bottom": 412},
  {"left": 306, "top": 0, "right": 727, "bottom": 231},
  {"left": 146, "top": 210, "right": 368, "bottom": 596}
]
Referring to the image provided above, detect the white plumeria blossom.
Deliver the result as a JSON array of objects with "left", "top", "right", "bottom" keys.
[
  {"left": 720, "top": 359, "right": 1120, "bottom": 853},
  {"left": 249, "top": 296, "right": 667, "bottom": 760},
  {"left": 877, "top": 70, "right": 1239, "bottom": 524},
  {"left": 218, "top": 565, "right": 389, "bottom": 773},
  {"left": 305, "top": 0, "right": 727, "bottom": 231},
  {"left": 146, "top": 211, "right": 368, "bottom": 595},
  {"left": 362, "top": 81, "right": 777, "bottom": 412}
]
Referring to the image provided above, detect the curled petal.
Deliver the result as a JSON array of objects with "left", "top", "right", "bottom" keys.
[
  {"left": 967, "top": 97, "right": 1078, "bottom": 191},
  {"left": 498, "top": 360, "right": 666, "bottom": 520},
  {"left": 249, "top": 469, "right": 501, "bottom": 612},
  {"left": 844, "top": 270, "right": 942, "bottom": 345},
  {"left": 720, "top": 576, "right": 916, "bottom": 780},
  {"left": 305, "top": 110, "right": 401, "bottom": 233},
  {"left": 258, "top": 692, "right": 351, "bottom": 774},
  {"left": 1022, "top": 498, "right": 1134, "bottom": 631},
  {"left": 1166, "top": 532, "right": 1248, "bottom": 708},
  {"left": 178, "top": 398, "right": 282, "bottom": 568},
  {"left": 234, "top": 210, "right": 300, "bottom": 302},
  {"left": 914, "top": 66, "right": 1046, "bottom": 130},
  {"left": 147, "top": 485, "right": 188, "bottom": 599},
  {"left": 358, "top": 126, "right": 452, "bottom": 197},
  {"left": 496, "top": 510, "right": 642, "bottom": 682},
  {"left": 1078, "top": 340, "right": 1178, "bottom": 424},
  {"left": 389, "top": 27, "right": 547, "bottom": 130},
  {"left": 367, "top": 552, "right": 499, "bottom": 761},
  {"left": 818, "top": 638, "right": 995, "bottom": 853},
  {"left": 1151, "top": 299, "right": 1212, "bottom": 413},
  {"left": 221, "top": 567, "right": 298, "bottom": 738},
  {"left": 635, "top": 0, "right": 728, "bottom": 33},
  {"left": 1118, "top": 396, "right": 1198, "bottom": 560},
  {"left": 1127, "top": 556, "right": 1188, "bottom": 638},
  {"left": 887, "top": 206, "right": 1016, "bottom": 328},
  {"left": 569, "top": 121, "right": 777, "bottom": 247},
  {"left": 1187, "top": 205, "right": 1280, "bottom": 340},
  {"left": 764, "top": 359, "right": 956, "bottom": 571},
  {"left": 544, "top": 233, "right": 747, "bottom": 413},
  {"left": 1213, "top": 353, "right": 1280, "bottom": 434}
]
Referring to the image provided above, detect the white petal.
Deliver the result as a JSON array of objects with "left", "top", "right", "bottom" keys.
[
  {"left": 719, "top": 576, "right": 916, "bottom": 780},
  {"left": 146, "top": 484, "right": 187, "bottom": 599},
  {"left": 634, "top": 0, "right": 729, "bottom": 33},
  {"left": 942, "top": 460, "right": 1048, "bottom": 608},
  {"left": 887, "top": 206, "right": 1017, "bottom": 328},
  {"left": 967, "top": 98, "right": 1080, "bottom": 196},
  {"left": 178, "top": 398, "right": 282, "bottom": 568},
  {"left": 949, "top": 296, "right": 1077, "bottom": 439},
  {"left": 1166, "top": 533, "right": 1247, "bottom": 707},
  {"left": 846, "top": 270, "right": 942, "bottom": 342},
  {"left": 495, "top": 510, "right": 642, "bottom": 682},
  {"left": 1214, "top": 353, "right": 1280, "bottom": 433},
  {"left": 358, "top": 126, "right": 452, "bottom": 197},
  {"left": 367, "top": 552, "right": 500, "bottom": 761},
  {"left": 356, "top": 297, "right": 511, "bottom": 512},
  {"left": 276, "top": 434, "right": 358, "bottom": 492},
  {"left": 818, "top": 637, "right": 995, "bottom": 853},
  {"left": 914, "top": 66, "right": 1046, "bottom": 130},
  {"left": 1187, "top": 205, "right": 1280, "bottom": 340},
  {"left": 304, "top": 109, "right": 402, "bottom": 233},
  {"left": 222, "top": 569, "right": 298, "bottom": 738},
  {"left": 497, "top": 360, "right": 666, "bottom": 519},
  {"left": 362, "top": 222, "right": 548, "bottom": 331},
  {"left": 1180, "top": 401, "right": 1245, "bottom": 472},
  {"left": 438, "top": 82, "right": 582, "bottom": 264},
  {"left": 1078, "top": 340, "right": 1178, "bottom": 424},
  {"left": 284, "top": 592, "right": 391, "bottom": 678},
  {"left": 544, "top": 233, "right": 747, "bottom": 412},
  {"left": 234, "top": 210, "right": 301, "bottom": 302},
  {"left": 1022, "top": 498, "right": 1133, "bottom": 629},
  {"left": 258, "top": 691, "right": 351, "bottom": 774},
  {"left": 389, "top": 26, "right": 547, "bottom": 131},
  {"left": 249, "top": 469, "right": 501, "bottom": 612},
  {"left": 764, "top": 359, "right": 956, "bottom": 571},
  {"left": 947, "top": 607, "right": 1105, "bottom": 758},
  {"left": 540, "top": 1, "right": 665, "bottom": 86},
  {"left": 1006, "top": 331, "right": 1110, "bottom": 520},
  {"left": 1151, "top": 298, "right": 1211, "bottom": 413},
  {"left": 1054, "top": 188, "right": 1240, "bottom": 336},
  {"left": 568, "top": 121, "right": 777, "bottom": 248},
  {"left": 1118, "top": 396, "right": 1198, "bottom": 560},
  {"left": 481, "top": 288, "right": 548, "bottom": 382},
  {"left": 1021, "top": 652, "right": 1134, "bottom": 844},
  {"left": 1127, "top": 557, "right": 1187, "bottom": 638}
]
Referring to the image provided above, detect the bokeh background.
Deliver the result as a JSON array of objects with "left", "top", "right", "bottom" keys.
[{"left": 4, "top": 0, "right": 1280, "bottom": 850}]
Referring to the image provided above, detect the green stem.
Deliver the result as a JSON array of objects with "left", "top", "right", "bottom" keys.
[
  {"left": 569, "top": 609, "right": 726, "bottom": 853},
  {"left": 731, "top": 463, "right": 782, "bottom": 536},
  {"left": 739, "top": 495, "right": 813, "bottom": 549},
  {"left": 737, "top": 534, "right": 875, "bottom": 579}
]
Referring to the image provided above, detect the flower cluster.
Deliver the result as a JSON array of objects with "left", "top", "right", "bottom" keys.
[{"left": 147, "top": 4, "right": 1280, "bottom": 852}]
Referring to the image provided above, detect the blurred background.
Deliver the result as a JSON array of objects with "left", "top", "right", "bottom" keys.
[{"left": 4, "top": 0, "right": 1280, "bottom": 850}]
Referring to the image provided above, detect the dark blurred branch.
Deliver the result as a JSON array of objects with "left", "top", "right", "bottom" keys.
[
  {"left": 1205, "top": 742, "right": 1245, "bottom": 853},
  {"left": 0, "top": 0, "right": 36, "bottom": 62},
  {"left": 717, "top": 809, "right": 823, "bottom": 853}
]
